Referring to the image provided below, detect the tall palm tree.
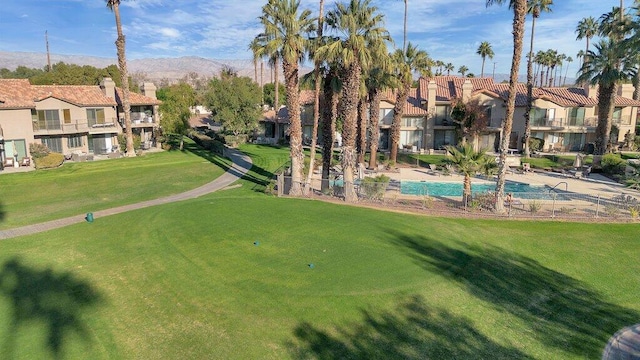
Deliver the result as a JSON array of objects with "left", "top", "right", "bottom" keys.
[
  {"left": 249, "top": 36, "right": 265, "bottom": 104},
  {"left": 303, "top": 0, "right": 325, "bottom": 196},
  {"left": 458, "top": 65, "right": 469, "bottom": 77},
  {"left": 562, "top": 56, "right": 573, "bottom": 85},
  {"left": 365, "top": 64, "right": 395, "bottom": 170},
  {"left": 576, "top": 16, "right": 599, "bottom": 65},
  {"left": 316, "top": 0, "right": 391, "bottom": 202},
  {"left": 523, "top": 0, "right": 553, "bottom": 158},
  {"left": 486, "top": 0, "right": 527, "bottom": 213},
  {"left": 260, "top": 0, "right": 315, "bottom": 196},
  {"left": 445, "top": 144, "right": 494, "bottom": 207},
  {"left": 576, "top": 39, "right": 636, "bottom": 155},
  {"left": 320, "top": 65, "right": 341, "bottom": 192},
  {"left": 106, "top": 0, "right": 135, "bottom": 156},
  {"left": 400, "top": 0, "right": 408, "bottom": 52},
  {"left": 389, "top": 43, "right": 430, "bottom": 164},
  {"left": 445, "top": 62, "right": 454, "bottom": 75},
  {"left": 477, "top": 41, "right": 494, "bottom": 77}
]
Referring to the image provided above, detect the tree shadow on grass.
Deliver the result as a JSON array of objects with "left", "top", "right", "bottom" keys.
[
  {"left": 183, "top": 142, "right": 273, "bottom": 191},
  {"left": 0, "top": 202, "right": 5, "bottom": 223},
  {"left": 287, "top": 295, "right": 533, "bottom": 359},
  {"left": 391, "top": 232, "right": 639, "bottom": 358},
  {"left": 0, "top": 257, "right": 103, "bottom": 359}
]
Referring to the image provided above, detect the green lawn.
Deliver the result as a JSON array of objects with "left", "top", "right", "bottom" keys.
[
  {"left": 0, "top": 144, "right": 638, "bottom": 359},
  {"left": 0, "top": 139, "right": 231, "bottom": 229}
]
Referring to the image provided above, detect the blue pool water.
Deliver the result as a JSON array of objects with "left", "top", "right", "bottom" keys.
[{"left": 401, "top": 181, "right": 552, "bottom": 199}]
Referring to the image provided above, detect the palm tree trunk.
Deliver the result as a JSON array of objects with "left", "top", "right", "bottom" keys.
[
  {"left": 390, "top": 83, "right": 410, "bottom": 163},
  {"left": 274, "top": 56, "right": 279, "bottom": 111},
  {"left": 595, "top": 83, "right": 615, "bottom": 155},
  {"left": 368, "top": 89, "right": 382, "bottom": 169},
  {"left": 523, "top": 15, "right": 536, "bottom": 158},
  {"left": 495, "top": 0, "right": 526, "bottom": 214},
  {"left": 357, "top": 98, "right": 368, "bottom": 164},
  {"left": 303, "top": 0, "right": 324, "bottom": 196},
  {"left": 403, "top": 0, "right": 408, "bottom": 52},
  {"left": 481, "top": 58, "right": 486, "bottom": 78},
  {"left": 340, "top": 62, "right": 362, "bottom": 202},
  {"left": 321, "top": 75, "right": 338, "bottom": 192},
  {"left": 633, "top": 73, "right": 640, "bottom": 101},
  {"left": 463, "top": 174, "right": 472, "bottom": 207},
  {"left": 283, "top": 58, "right": 303, "bottom": 196},
  {"left": 113, "top": 2, "right": 136, "bottom": 157}
]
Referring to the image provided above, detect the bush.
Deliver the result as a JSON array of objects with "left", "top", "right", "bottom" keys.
[
  {"left": 224, "top": 135, "right": 248, "bottom": 147},
  {"left": 601, "top": 154, "right": 626, "bottom": 175},
  {"left": 529, "top": 137, "right": 545, "bottom": 152},
  {"left": 29, "top": 143, "right": 50, "bottom": 159},
  {"left": 360, "top": 175, "right": 390, "bottom": 200},
  {"left": 117, "top": 134, "right": 142, "bottom": 151},
  {"left": 191, "top": 132, "right": 225, "bottom": 155},
  {"left": 33, "top": 152, "right": 64, "bottom": 169}
]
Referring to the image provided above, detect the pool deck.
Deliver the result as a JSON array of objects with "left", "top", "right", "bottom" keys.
[{"left": 377, "top": 167, "right": 639, "bottom": 199}]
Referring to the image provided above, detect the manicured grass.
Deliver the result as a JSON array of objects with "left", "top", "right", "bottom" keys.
[
  {"left": 0, "top": 139, "right": 231, "bottom": 229},
  {"left": 0, "top": 143, "right": 638, "bottom": 359},
  {"left": 1, "top": 197, "right": 639, "bottom": 358},
  {"left": 525, "top": 154, "right": 593, "bottom": 170}
]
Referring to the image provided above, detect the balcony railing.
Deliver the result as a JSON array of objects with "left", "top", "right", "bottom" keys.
[
  {"left": 434, "top": 117, "right": 453, "bottom": 126},
  {"left": 613, "top": 115, "right": 632, "bottom": 126},
  {"left": 33, "top": 118, "right": 118, "bottom": 134}
]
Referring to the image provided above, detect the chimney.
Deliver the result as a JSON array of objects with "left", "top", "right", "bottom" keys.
[
  {"left": 583, "top": 82, "right": 598, "bottom": 99},
  {"left": 100, "top": 77, "right": 116, "bottom": 99},
  {"left": 462, "top": 79, "right": 473, "bottom": 101},
  {"left": 617, "top": 83, "right": 634, "bottom": 99},
  {"left": 428, "top": 80, "right": 437, "bottom": 108},
  {"left": 141, "top": 82, "right": 157, "bottom": 99}
]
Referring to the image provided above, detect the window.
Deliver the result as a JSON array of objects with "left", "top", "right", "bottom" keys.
[
  {"left": 63, "top": 109, "right": 71, "bottom": 124},
  {"left": 379, "top": 108, "right": 393, "bottom": 125},
  {"left": 87, "top": 108, "right": 106, "bottom": 126},
  {"left": 68, "top": 134, "right": 83, "bottom": 148},
  {"left": 41, "top": 137, "right": 63, "bottom": 153},
  {"left": 435, "top": 105, "right": 451, "bottom": 125},
  {"left": 34, "top": 110, "right": 61, "bottom": 130},
  {"left": 400, "top": 130, "right": 423, "bottom": 148},
  {"left": 402, "top": 117, "right": 424, "bottom": 128},
  {"left": 567, "top": 107, "right": 585, "bottom": 126}
]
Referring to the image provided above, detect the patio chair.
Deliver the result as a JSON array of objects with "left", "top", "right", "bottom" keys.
[{"left": 20, "top": 157, "right": 30, "bottom": 167}]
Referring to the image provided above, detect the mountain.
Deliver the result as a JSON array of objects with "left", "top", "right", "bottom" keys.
[{"left": 0, "top": 51, "right": 305, "bottom": 84}]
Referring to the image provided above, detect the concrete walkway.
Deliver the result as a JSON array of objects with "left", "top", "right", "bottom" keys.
[{"left": 0, "top": 148, "right": 253, "bottom": 240}]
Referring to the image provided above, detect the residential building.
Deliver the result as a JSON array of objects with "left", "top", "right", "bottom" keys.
[
  {"left": 255, "top": 76, "right": 640, "bottom": 154},
  {"left": 0, "top": 78, "right": 160, "bottom": 167}
]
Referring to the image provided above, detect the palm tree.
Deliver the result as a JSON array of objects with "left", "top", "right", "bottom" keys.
[
  {"left": 365, "top": 64, "right": 395, "bottom": 170},
  {"left": 259, "top": 0, "right": 315, "bottom": 196},
  {"left": 523, "top": 0, "right": 553, "bottom": 158},
  {"left": 445, "top": 62, "right": 454, "bottom": 75},
  {"left": 316, "top": 0, "right": 391, "bottom": 202},
  {"left": 458, "top": 65, "right": 469, "bottom": 77},
  {"left": 389, "top": 43, "right": 430, "bottom": 163},
  {"left": 400, "top": 0, "right": 408, "bottom": 52},
  {"left": 576, "top": 39, "right": 636, "bottom": 155},
  {"left": 445, "top": 144, "right": 494, "bottom": 207},
  {"left": 106, "top": 0, "right": 135, "bottom": 156},
  {"left": 486, "top": 0, "right": 527, "bottom": 213},
  {"left": 249, "top": 36, "right": 265, "bottom": 103},
  {"left": 320, "top": 65, "right": 341, "bottom": 192},
  {"left": 303, "top": 0, "right": 325, "bottom": 195},
  {"left": 562, "top": 56, "right": 573, "bottom": 85},
  {"left": 576, "top": 16, "right": 599, "bottom": 64},
  {"left": 477, "top": 41, "right": 494, "bottom": 77}
]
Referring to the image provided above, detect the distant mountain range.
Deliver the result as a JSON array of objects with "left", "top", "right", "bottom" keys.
[
  {"left": 0, "top": 51, "right": 574, "bottom": 86},
  {"left": 0, "top": 51, "right": 310, "bottom": 84}
]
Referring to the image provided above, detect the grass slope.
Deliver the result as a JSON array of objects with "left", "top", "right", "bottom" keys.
[
  {"left": 0, "top": 141, "right": 230, "bottom": 229},
  {"left": 0, "top": 194, "right": 637, "bottom": 359}
]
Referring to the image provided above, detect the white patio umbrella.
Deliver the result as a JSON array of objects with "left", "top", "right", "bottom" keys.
[{"left": 573, "top": 154, "right": 583, "bottom": 169}]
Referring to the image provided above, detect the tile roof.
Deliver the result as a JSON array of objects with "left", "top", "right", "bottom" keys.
[
  {"left": 115, "top": 88, "right": 161, "bottom": 106},
  {"left": 492, "top": 84, "right": 598, "bottom": 107},
  {"left": 419, "top": 76, "right": 496, "bottom": 102},
  {"left": 33, "top": 85, "right": 117, "bottom": 107},
  {"left": 380, "top": 88, "right": 428, "bottom": 116},
  {"left": 614, "top": 95, "right": 640, "bottom": 107},
  {"left": 0, "top": 79, "right": 36, "bottom": 109},
  {"left": 299, "top": 89, "right": 315, "bottom": 105}
]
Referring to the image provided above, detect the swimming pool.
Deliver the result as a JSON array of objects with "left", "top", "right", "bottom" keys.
[{"left": 401, "top": 180, "right": 554, "bottom": 199}]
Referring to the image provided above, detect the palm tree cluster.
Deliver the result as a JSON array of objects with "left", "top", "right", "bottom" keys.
[
  {"left": 532, "top": 49, "right": 571, "bottom": 87},
  {"left": 575, "top": 4, "right": 640, "bottom": 155}
]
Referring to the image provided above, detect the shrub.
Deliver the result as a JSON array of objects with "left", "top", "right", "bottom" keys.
[
  {"left": 117, "top": 134, "right": 142, "bottom": 151},
  {"left": 33, "top": 152, "right": 64, "bottom": 169},
  {"left": 29, "top": 143, "right": 50, "bottom": 159},
  {"left": 360, "top": 175, "right": 390, "bottom": 200},
  {"left": 601, "top": 154, "right": 626, "bottom": 175},
  {"left": 191, "top": 132, "right": 225, "bottom": 155},
  {"left": 528, "top": 200, "right": 542, "bottom": 214},
  {"left": 529, "top": 137, "right": 545, "bottom": 152}
]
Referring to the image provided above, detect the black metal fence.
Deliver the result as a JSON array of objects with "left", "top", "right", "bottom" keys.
[{"left": 275, "top": 174, "right": 640, "bottom": 220}]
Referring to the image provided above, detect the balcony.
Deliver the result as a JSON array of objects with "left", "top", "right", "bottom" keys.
[
  {"left": 613, "top": 115, "right": 632, "bottom": 126},
  {"left": 434, "top": 117, "right": 454, "bottom": 127},
  {"left": 33, "top": 120, "right": 91, "bottom": 134}
]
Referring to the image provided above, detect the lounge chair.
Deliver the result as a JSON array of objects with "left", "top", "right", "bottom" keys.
[
  {"left": 427, "top": 163, "right": 441, "bottom": 176},
  {"left": 20, "top": 157, "right": 30, "bottom": 167}
]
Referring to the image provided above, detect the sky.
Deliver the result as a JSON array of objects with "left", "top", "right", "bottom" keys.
[{"left": 0, "top": 0, "right": 626, "bottom": 76}]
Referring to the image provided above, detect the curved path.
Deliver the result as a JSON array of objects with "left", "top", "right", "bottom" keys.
[{"left": 0, "top": 148, "right": 253, "bottom": 240}]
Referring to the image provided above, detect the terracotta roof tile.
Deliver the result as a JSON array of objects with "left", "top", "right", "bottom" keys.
[
  {"left": 33, "top": 85, "right": 117, "bottom": 107},
  {"left": 614, "top": 95, "right": 640, "bottom": 106},
  {"left": 115, "top": 88, "right": 161, "bottom": 106},
  {"left": 299, "top": 89, "right": 315, "bottom": 105},
  {"left": 379, "top": 88, "right": 427, "bottom": 116},
  {"left": 0, "top": 79, "right": 36, "bottom": 109}
]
